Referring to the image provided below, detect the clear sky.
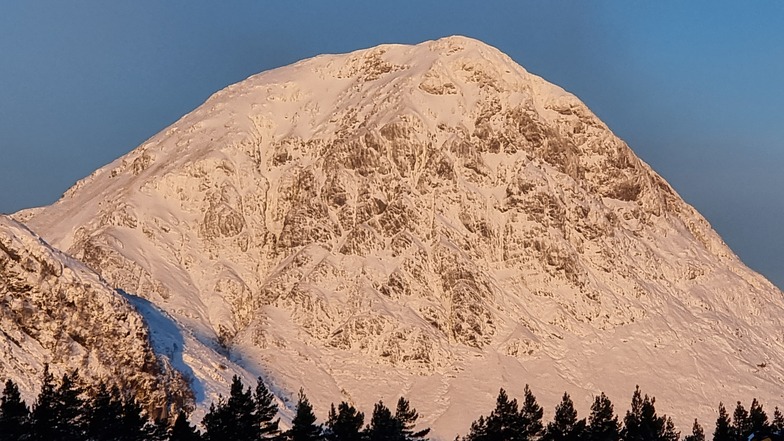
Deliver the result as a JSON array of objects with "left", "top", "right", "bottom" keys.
[{"left": 1, "top": 1, "right": 782, "bottom": 288}]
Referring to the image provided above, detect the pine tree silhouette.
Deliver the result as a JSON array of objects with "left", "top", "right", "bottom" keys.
[
  {"left": 366, "top": 401, "right": 404, "bottom": 441},
  {"left": 464, "top": 415, "right": 488, "bottom": 441},
  {"left": 713, "top": 403, "right": 733, "bottom": 441},
  {"left": 85, "top": 382, "right": 124, "bottom": 440},
  {"left": 622, "top": 386, "right": 644, "bottom": 441},
  {"left": 203, "top": 397, "right": 231, "bottom": 440},
  {"left": 683, "top": 419, "right": 705, "bottom": 441},
  {"left": 18, "top": 366, "right": 784, "bottom": 441},
  {"left": 32, "top": 369, "right": 86, "bottom": 441},
  {"left": 120, "top": 393, "right": 152, "bottom": 441},
  {"left": 772, "top": 407, "right": 784, "bottom": 432},
  {"left": 148, "top": 416, "right": 171, "bottom": 441},
  {"left": 395, "top": 397, "right": 430, "bottom": 441},
  {"left": 732, "top": 401, "right": 751, "bottom": 440},
  {"left": 519, "top": 385, "right": 543, "bottom": 441},
  {"left": 254, "top": 376, "right": 281, "bottom": 440},
  {"left": 326, "top": 402, "right": 364, "bottom": 441},
  {"left": 661, "top": 416, "right": 679, "bottom": 441},
  {"left": 30, "top": 364, "right": 57, "bottom": 441},
  {"left": 287, "top": 389, "right": 323, "bottom": 441},
  {"left": 203, "top": 375, "right": 260, "bottom": 441},
  {"left": 637, "top": 396, "right": 664, "bottom": 441},
  {"left": 464, "top": 388, "right": 525, "bottom": 441},
  {"left": 585, "top": 392, "right": 620, "bottom": 441},
  {"left": 541, "top": 392, "right": 585, "bottom": 441},
  {"left": 228, "top": 376, "right": 258, "bottom": 440},
  {"left": 170, "top": 409, "right": 203, "bottom": 441},
  {"left": 0, "top": 379, "right": 30, "bottom": 441},
  {"left": 748, "top": 398, "right": 769, "bottom": 435},
  {"left": 622, "top": 385, "right": 666, "bottom": 441}
]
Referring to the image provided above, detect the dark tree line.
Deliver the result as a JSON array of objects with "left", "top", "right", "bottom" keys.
[
  {"left": 0, "top": 365, "right": 179, "bottom": 441},
  {"left": 2, "top": 369, "right": 784, "bottom": 441},
  {"left": 462, "top": 385, "right": 784, "bottom": 441},
  {"left": 0, "top": 370, "right": 429, "bottom": 441}
]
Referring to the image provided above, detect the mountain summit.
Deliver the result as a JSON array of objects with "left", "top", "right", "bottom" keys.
[{"left": 14, "top": 36, "right": 784, "bottom": 436}]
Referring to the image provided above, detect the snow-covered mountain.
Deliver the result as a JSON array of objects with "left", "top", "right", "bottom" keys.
[{"left": 11, "top": 36, "right": 784, "bottom": 437}]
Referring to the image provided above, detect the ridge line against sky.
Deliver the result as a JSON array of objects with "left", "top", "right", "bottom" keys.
[{"left": 1, "top": 1, "right": 782, "bottom": 288}]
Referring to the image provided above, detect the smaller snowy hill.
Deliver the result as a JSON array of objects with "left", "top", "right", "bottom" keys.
[{"left": 0, "top": 214, "right": 256, "bottom": 419}]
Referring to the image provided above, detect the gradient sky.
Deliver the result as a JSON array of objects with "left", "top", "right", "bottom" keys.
[{"left": 1, "top": 1, "right": 782, "bottom": 288}]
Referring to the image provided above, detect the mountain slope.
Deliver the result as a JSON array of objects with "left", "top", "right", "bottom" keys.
[{"left": 18, "top": 36, "right": 784, "bottom": 436}]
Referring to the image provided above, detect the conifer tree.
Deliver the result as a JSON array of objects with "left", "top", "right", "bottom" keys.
[
  {"left": 30, "top": 364, "right": 58, "bottom": 441},
  {"left": 120, "top": 394, "right": 151, "bottom": 441},
  {"left": 683, "top": 419, "right": 705, "bottom": 441},
  {"left": 464, "top": 389, "right": 525, "bottom": 441},
  {"left": 585, "top": 392, "right": 620, "bottom": 441},
  {"left": 326, "top": 402, "right": 364, "bottom": 441},
  {"left": 288, "top": 389, "right": 323, "bottom": 441},
  {"left": 748, "top": 398, "right": 769, "bottom": 435},
  {"left": 465, "top": 415, "right": 489, "bottom": 441},
  {"left": 541, "top": 392, "right": 585, "bottom": 441},
  {"left": 731, "top": 401, "right": 751, "bottom": 440},
  {"left": 85, "top": 382, "right": 124, "bottom": 440},
  {"left": 661, "top": 416, "right": 679, "bottom": 441},
  {"left": 713, "top": 403, "right": 733, "bottom": 441},
  {"left": 395, "top": 397, "right": 430, "bottom": 441},
  {"left": 638, "top": 395, "right": 664, "bottom": 441},
  {"left": 227, "top": 375, "right": 258, "bottom": 440},
  {"left": 170, "top": 409, "right": 203, "bottom": 441},
  {"left": 520, "top": 385, "right": 544, "bottom": 441},
  {"left": 0, "top": 379, "right": 30, "bottom": 441},
  {"left": 147, "top": 417, "right": 171, "bottom": 441},
  {"left": 622, "top": 386, "right": 665, "bottom": 441},
  {"left": 203, "top": 375, "right": 259, "bottom": 441},
  {"left": 621, "top": 385, "right": 642, "bottom": 441},
  {"left": 255, "top": 377, "right": 281, "bottom": 440},
  {"left": 366, "top": 401, "right": 404, "bottom": 441},
  {"left": 622, "top": 386, "right": 644, "bottom": 441},
  {"left": 203, "top": 398, "right": 231, "bottom": 440},
  {"left": 486, "top": 388, "right": 525, "bottom": 441},
  {"left": 772, "top": 407, "right": 784, "bottom": 432},
  {"left": 34, "top": 369, "right": 87, "bottom": 441}
]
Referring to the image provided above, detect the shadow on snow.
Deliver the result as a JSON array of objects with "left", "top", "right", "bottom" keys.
[{"left": 118, "top": 289, "right": 205, "bottom": 402}]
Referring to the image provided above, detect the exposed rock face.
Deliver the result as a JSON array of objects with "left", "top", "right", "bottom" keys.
[
  {"left": 16, "top": 36, "right": 784, "bottom": 436},
  {"left": 0, "top": 215, "right": 192, "bottom": 416}
]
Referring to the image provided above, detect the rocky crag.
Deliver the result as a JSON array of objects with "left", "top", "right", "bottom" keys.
[{"left": 0, "top": 215, "right": 192, "bottom": 417}]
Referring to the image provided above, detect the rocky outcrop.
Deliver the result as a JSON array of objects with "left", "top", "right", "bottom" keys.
[{"left": 0, "top": 215, "right": 192, "bottom": 417}]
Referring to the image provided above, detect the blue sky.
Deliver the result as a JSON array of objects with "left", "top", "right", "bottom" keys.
[{"left": 1, "top": 1, "right": 782, "bottom": 288}]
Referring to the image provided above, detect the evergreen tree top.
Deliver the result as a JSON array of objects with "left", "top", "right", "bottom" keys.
[
  {"left": 326, "top": 401, "right": 364, "bottom": 441},
  {"left": 0, "top": 378, "right": 31, "bottom": 441},
  {"left": 683, "top": 418, "right": 705, "bottom": 441},
  {"left": 585, "top": 392, "right": 620, "bottom": 441},
  {"left": 542, "top": 392, "right": 584, "bottom": 441},
  {"left": 289, "top": 389, "right": 323, "bottom": 441},
  {"left": 396, "top": 397, "right": 429, "bottom": 441},
  {"left": 714, "top": 402, "right": 733, "bottom": 441}
]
